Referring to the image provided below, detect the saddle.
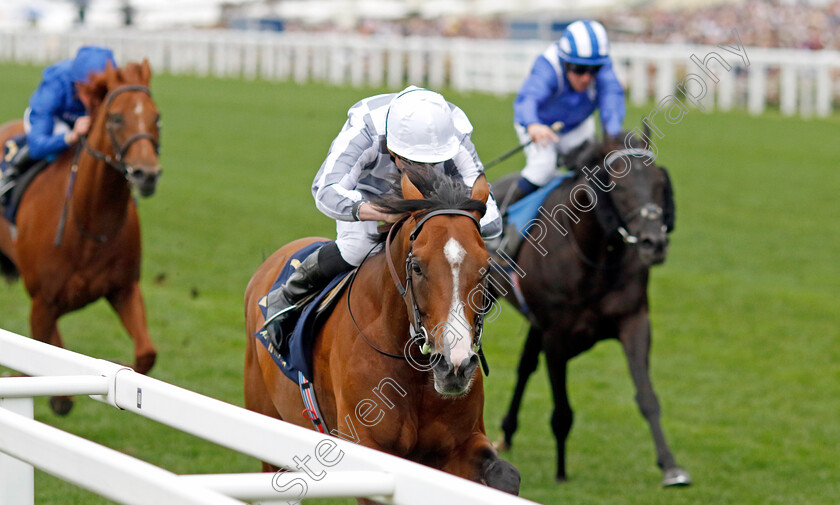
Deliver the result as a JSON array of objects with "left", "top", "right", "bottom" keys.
[{"left": 254, "top": 241, "right": 354, "bottom": 384}]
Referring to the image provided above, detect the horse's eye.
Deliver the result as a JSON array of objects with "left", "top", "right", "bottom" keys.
[
  {"left": 411, "top": 262, "right": 423, "bottom": 276},
  {"left": 108, "top": 114, "right": 124, "bottom": 126},
  {"left": 155, "top": 116, "right": 162, "bottom": 130}
]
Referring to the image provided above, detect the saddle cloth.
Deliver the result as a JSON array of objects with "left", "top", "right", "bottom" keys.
[
  {"left": 505, "top": 171, "right": 576, "bottom": 236},
  {"left": 254, "top": 241, "right": 352, "bottom": 384},
  {"left": 1, "top": 135, "right": 46, "bottom": 224}
]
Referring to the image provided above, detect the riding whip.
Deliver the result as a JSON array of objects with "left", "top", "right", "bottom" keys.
[{"left": 483, "top": 121, "right": 563, "bottom": 170}]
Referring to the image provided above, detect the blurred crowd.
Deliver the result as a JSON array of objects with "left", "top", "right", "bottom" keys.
[
  {"left": 603, "top": 0, "right": 840, "bottom": 50},
  {"left": 281, "top": 0, "right": 840, "bottom": 51}
]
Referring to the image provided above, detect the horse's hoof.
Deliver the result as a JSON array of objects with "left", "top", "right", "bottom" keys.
[
  {"left": 49, "top": 396, "right": 74, "bottom": 416},
  {"left": 134, "top": 352, "right": 157, "bottom": 375},
  {"left": 493, "top": 436, "right": 511, "bottom": 452},
  {"left": 662, "top": 467, "right": 692, "bottom": 487},
  {"left": 555, "top": 475, "right": 568, "bottom": 484}
]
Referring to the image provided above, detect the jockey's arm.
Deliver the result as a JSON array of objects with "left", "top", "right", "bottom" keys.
[
  {"left": 597, "top": 62, "right": 626, "bottom": 137},
  {"left": 26, "top": 80, "right": 72, "bottom": 160},
  {"left": 452, "top": 141, "right": 502, "bottom": 240},
  {"left": 513, "top": 55, "right": 560, "bottom": 140},
  {"left": 312, "top": 113, "right": 380, "bottom": 222}
]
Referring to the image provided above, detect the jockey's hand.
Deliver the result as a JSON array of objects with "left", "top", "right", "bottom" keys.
[
  {"left": 527, "top": 123, "right": 560, "bottom": 146},
  {"left": 358, "top": 202, "right": 402, "bottom": 223},
  {"left": 65, "top": 116, "right": 92, "bottom": 145}
]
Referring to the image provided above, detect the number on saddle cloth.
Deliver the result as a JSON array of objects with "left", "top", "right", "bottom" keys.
[
  {"left": 1, "top": 135, "right": 49, "bottom": 223},
  {"left": 1, "top": 135, "right": 26, "bottom": 179}
]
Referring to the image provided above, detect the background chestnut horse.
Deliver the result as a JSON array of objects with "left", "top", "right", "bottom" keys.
[
  {"left": 490, "top": 129, "right": 690, "bottom": 486},
  {"left": 245, "top": 168, "right": 520, "bottom": 502},
  {"left": 0, "top": 61, "right": 161, "bottom": 414}
]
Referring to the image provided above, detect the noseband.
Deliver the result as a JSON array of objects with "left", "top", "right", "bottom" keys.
[
  {"left": 601, "top": 147, "right": 662, "bottom": 245},
  {"left": 385, "top": 209, "right": 485, "bottom": 356},
  {"left": 84, "top": 84, "right": 160, "bottom": 177}
]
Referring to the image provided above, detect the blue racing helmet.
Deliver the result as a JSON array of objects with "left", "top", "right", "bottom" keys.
[
  {"left": 557, "top": 20, "right": 611, "bottom": 66},
  {"left": 70, "top": 46, "right": 117, "bottom": 84}
]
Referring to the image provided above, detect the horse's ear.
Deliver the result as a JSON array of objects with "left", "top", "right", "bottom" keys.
[
  {"left": 140, "top": 58, "right": 152, "bottom": 85},
  {"left": 401, "top": 172, "right": 424, "bottom": 200},
  {"left": 642, "top": 121, "right": 651, "bottom": 143},
  {"left": 104, "top": 60, "right": 120, "bottom": 89},
  {"left": 77, "top": 74, "right": 108, "bottom": 114},
  {"left": 470, "top": 173, "right": 489, "bottom": 204}
]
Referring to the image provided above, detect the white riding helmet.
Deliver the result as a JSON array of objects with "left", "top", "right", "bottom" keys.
[{"left": 385, "top": 86, "right": 461, "bottom": 164}]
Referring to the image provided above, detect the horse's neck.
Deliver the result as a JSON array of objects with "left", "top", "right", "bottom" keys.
[
  {"left": 549, "top": 181, "right": 633, "bottom": 273},
  {"left": 351, "top": 236, "right": 414, "bottom": 344},
  {"left": 72, "top": 125, "right": 131, "bottom": 234}
]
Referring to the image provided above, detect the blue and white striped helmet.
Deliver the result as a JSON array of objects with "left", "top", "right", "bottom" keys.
[{"left": 557, "top": 20, "right": 611, "bottom": 66}]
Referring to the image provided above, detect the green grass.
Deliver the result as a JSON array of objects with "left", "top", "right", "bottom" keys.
[{"left": 1, "top": 62, "right": 839, "bottom": 505}]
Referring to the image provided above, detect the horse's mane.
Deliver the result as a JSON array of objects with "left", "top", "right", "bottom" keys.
[{"left": 369, "top": 165, "right": 487, "bottom": 244}]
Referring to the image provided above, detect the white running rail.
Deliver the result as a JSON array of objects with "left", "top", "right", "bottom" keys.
[
  {"left": 1, "top": 29, "right": 839, "bottom": 117},
  {"left": 0, "top": 328, "right": 539, "bottom": 505}
]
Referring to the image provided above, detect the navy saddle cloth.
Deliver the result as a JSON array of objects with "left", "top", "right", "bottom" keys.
[
  {"left": 1, "top": 135, "right": 46, "bottom": 224},
  {"left": 254, "top": 241, "right": 351, "bottom": 383}
]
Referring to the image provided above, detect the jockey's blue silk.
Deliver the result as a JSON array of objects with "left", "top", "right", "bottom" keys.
[
  {"left": 311, "top": 91, "right": 503, "bottom": 239},
  {"left": 513, "top": 44, "right": 625, "bottom": 137},
  {"left": 26, "top": 47, "right": 116, "bottom": 161},
  {"left": 26, "top": 60, "right": 87, "bottom": 160}
]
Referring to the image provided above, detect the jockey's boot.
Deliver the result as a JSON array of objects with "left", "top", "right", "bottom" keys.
[
  {"left": 489, "top": 178, "right": 539, "bottom": 259},
  {"left": 263, "top": 241, "right": 353, "bottom": 343},
  {"left": 0, "top": 145, "right": 36, "bottom": 204}
]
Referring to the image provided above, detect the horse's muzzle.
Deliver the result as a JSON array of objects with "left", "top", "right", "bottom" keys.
[
  {"left": 127, "top": 165, "right": 162, "bottom": 197},
  {"left": 431, "top": 351, "right": 479, "bottom": 397},
  {"left": 638, "top": 232, "right": 669, "bottom": 266}
]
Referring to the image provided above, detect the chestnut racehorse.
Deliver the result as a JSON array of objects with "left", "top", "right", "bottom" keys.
[
  {"left": 245, "top": 167, "right": 520, "bottom": 502},
  {"left": 0, "top": 61, "right": 161, "bottom": 414}
]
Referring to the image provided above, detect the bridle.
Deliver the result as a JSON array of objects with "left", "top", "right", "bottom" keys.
[
  {"left": 54, "top": 85, "right": 159, "bottom": 246},
  {"left": 599, "top": 147, "right": 663, "bottom": 245},
  {"left": 84, "top": 84, "right": 160, "bottom": 177},
  {"left": 384, "top": 209, "right": 485, "bottom": 357}
]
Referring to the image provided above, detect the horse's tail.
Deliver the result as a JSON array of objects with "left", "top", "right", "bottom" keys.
[{"left": 0, "top": 250, "right": 19, "bottom": 283}]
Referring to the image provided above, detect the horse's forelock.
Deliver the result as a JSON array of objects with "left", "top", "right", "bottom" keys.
[{"left": 369, "top": 165, "right": 487, "bottom": 244}]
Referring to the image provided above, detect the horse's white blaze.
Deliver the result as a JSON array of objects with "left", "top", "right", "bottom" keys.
[
  {"left": 134, "top": 102, "right": 143, "bottom": 116},
  {"left": 443, "top": 237, "right": 472, "bottom": 369}
]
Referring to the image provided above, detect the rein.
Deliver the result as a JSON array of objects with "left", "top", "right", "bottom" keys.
[{"left": 84, "top": 85, "right": 159, "bottom": 177}]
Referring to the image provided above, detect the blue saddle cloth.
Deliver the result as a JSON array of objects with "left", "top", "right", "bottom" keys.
[
  {"left": 505, "top": 172, "right": 576, "bottom": 235},
  {"left": 254, "top": 241, "right": 351, "bottom": 384}
]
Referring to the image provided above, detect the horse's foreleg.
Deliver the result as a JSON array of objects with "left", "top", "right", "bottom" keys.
[
  {"left": 30, "top": 298, "right": 73, "bottom": 415},
  {"left": 619, "top": 310, "right": 691, "bottom": 487},
  {"left": 544, "top": 348, "right": 572, "bottom": 482},
  {"left": 107, "top": 282, "right": 156, "bottom": 374},
  {"left": 499, "top": 325, "right": 542, "bottom": 450},
  {"left": 442, "top": 435, "right": 521, "bottom": 495}
]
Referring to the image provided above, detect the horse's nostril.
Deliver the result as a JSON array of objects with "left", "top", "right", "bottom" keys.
[{"left": 641, "top": 238, "right": 656, "bottom": 249}]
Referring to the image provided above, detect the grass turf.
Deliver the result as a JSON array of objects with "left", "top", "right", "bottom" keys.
[{"left": 0, "top": 62, "right": 838, "bottom": 505}]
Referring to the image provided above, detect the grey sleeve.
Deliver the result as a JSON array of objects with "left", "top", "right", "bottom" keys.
[{"left": 311, "top": 116, "right": 379, "bottom": 221}]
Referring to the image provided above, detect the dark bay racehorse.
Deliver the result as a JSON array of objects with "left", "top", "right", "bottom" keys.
[
  {"left": 0, "top": 61, "right": 162, "bottom": 414},
  {"left": 245, "top": 168, "right": 520, "bottom": 502},
  {"left": 491, "top": 129, "right": 691, "bottom": 486}
]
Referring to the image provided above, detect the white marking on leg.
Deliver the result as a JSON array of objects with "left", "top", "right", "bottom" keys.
[{"left": 443, "top": 237, "right": 472, "bottom": 370}]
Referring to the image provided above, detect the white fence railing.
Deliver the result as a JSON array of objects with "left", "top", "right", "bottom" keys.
[
  {"left": 0, "top": 328, "right": 538, "bottom": 505},
  {"left": 1, "top": 29, "right": 839, "bottom": 118}
]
